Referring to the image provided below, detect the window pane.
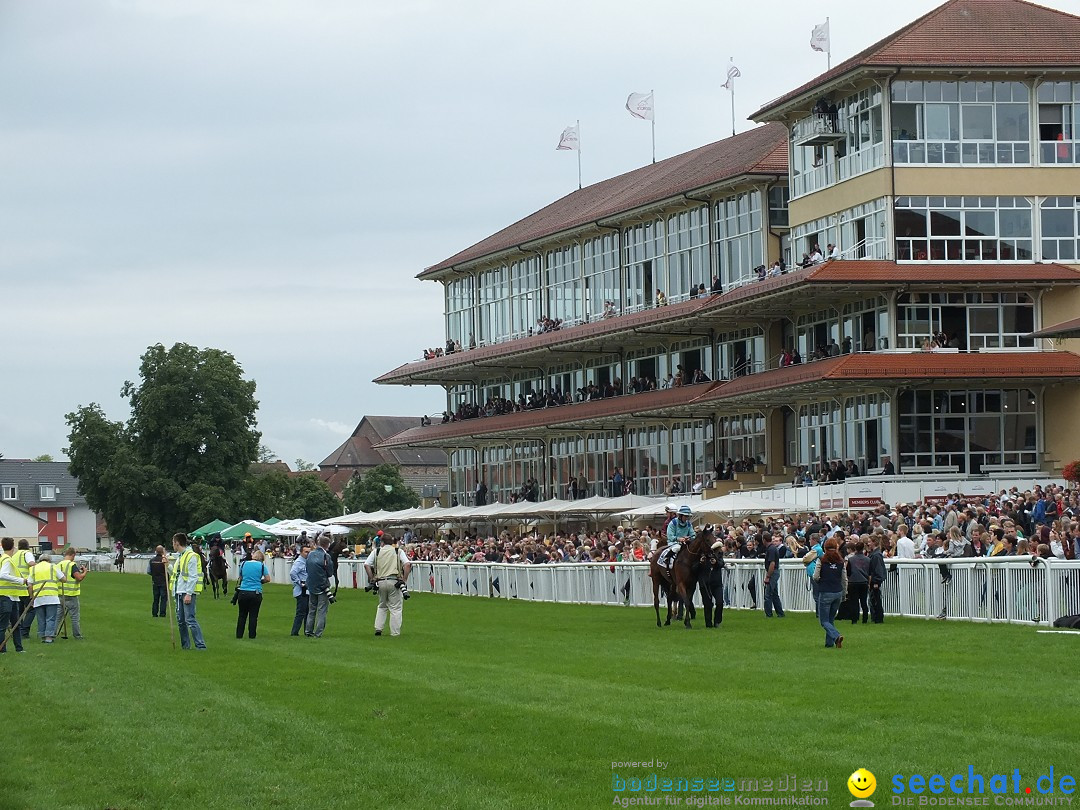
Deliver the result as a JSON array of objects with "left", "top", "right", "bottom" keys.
[{"left": 962, "top": 105, "right": 993, "bottom": 139}]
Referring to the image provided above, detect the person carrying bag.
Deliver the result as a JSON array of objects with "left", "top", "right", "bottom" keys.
[{"left": 234, "top": 551, "right": 270, "bottom": 639}]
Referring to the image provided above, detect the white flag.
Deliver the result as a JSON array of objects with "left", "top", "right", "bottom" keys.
[
  {"left": 556, "top": 124, "right": 579, "bottom": 151},
  {"left": 626, "top": 91, "right": 654, "bottom": 121},
  {"left": 721, "top": 62, "right": 741, "bottom": 91},
  {"left": 811, "top": 20, "right": 830, "bottom": 53}
]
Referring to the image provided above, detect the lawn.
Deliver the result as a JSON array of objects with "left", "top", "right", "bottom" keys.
[{"left": 1, "top": 573, "right": 1076, "bottom": 810}]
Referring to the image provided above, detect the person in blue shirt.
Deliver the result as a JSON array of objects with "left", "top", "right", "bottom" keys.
[
  {"left": 289, "top": 544, "right": 311, "bottom": 636},
  {"left": 802, "top": 532, "right": 826, "bottom": 601},
  {"left": 235, "top": 550, "right": 270, "bottom": 639},
  {"left": 659, "top": 506, "right": 695, "bottom": 568}
]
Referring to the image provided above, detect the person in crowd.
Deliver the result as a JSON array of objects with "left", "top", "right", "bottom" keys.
[
  {"left": 290, "top": 544, "right": 310, "bottom": 636},
  {"left": 58, "top": 546, "right": 87, "bottom": 640},
  {"left": 868, "top": 536, "right": 887, "bottom": 623},
  {"left": 170, "top": 532, "right": 207, "bottom": 650},
  {"left": 710, "top": 276, "right": 722, "bottom": 295},
  {"left": 655, "top": 288, "right": 667, "bottom": 307},
  {"left": 0, "top": 537, "right": 27, "bottom": 653},
  {"left": 13, "top": 539, "right": 36, "bottom": 638},
  {"left": 812, "top": 538, "right": 847, "bottom": 649},
  {"left": 148, "top": 545, "right": 168, "bottom": 617},
  {"left": 845, "top": 541, "right": 871, "bottom": 624},
  {"left": 234, "top": 550, "right": 270, "bottom": 639},
  {"left": 762, "top": 532, "right": 785, "bottom": 618},
  {"left": 365, "top": 534, "right": 413, "bottom": 637},
  {"left": 304, "top": 536, "right": 333, "bottom": 638},
  {"left": 27, "top": 552, "right": 66, "bottom": 644}
]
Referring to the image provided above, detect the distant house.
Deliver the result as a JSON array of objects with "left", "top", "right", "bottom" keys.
[
  {"left": 0, "top": 500, "right": 47, "bottom": 544},
  {"left": 0, "top": 461, "right": 97, "bottom": 550},
  {"left": 318, "top": 416, "right": 447, "bottom": 498}
]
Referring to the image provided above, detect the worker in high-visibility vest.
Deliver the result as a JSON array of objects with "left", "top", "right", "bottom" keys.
[
  {"left": 169, "top": 532, "right": 207, "bottom": 650},
  {"left": 0, "top": 537, "right": 29, "bottom": 653},
  {"left": 27, "top": 553, "right": 66, "bottom": 643},
  {"left": 58, "top": 546, "right": 87, "bottom": 640},
  {"left": 12, "top": 539, "right": 36, "bottom": 637}
]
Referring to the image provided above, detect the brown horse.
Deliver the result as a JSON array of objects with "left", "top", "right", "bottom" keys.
[
  {"left": 648, "top": 528, "right": 714, "bottom": 628},
  {"left": 208, "top": 548, "right": 229, "bottom": 599}
]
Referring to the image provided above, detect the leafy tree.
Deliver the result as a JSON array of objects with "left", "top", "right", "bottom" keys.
[
  {"left": 32, "top": 453, "right": 54, "bottom": 462},
  {"left": 66, "top": 343, "right": 260, "bottom": 546},
  {"left": 288, "top": 473, "right": 342, "bottom": 521},
  {"left": 257, "top": 444, "right": 277, "bottom": 463},
  {"left": 235, "top": 470, "right": 341, "bottom": 523},
  {"left": 343, "top": 464, "right": 419, "bottom": 513},
  {"left": 294, "top": 458, "right": 315, "bottom": 472}
]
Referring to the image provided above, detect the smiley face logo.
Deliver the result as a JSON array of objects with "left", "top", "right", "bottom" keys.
[{"left": 848, "top": 768, "right": 877, "bottom": 801}]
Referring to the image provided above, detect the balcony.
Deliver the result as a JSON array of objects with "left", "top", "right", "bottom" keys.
[{"left": 792, "top": 113, "right": 846, "bottom": 147}]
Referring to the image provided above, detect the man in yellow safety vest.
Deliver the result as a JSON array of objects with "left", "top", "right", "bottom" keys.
[
  {"left": 27, "top": 552, "right": 66, "bottom": 643},
  {"left": 169, "top": 533, "right": 207, "bottom": 650},
  {"left": 0, "top": 537, "right": 28, "bottom": 653},
  {"left": 58, "top": 546, "right": 87, "bottom": 640}
]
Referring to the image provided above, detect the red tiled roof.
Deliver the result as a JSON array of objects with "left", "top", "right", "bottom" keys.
[
  {"left": 1030, "top": 316, "right": 1080, "bottom": 339},
  {"left": 754, "top": 0, "right": 1080, "bottom": 119},
  {"left": 376, "top": 351, "right": 1080, "bottom": 446},
  {"left": 375, "top": 261, "right": 1080, "bottom": 384},
  {"left": 807, "top": 262, "right": 1080, "bottom": 284},
  {"left": 420, "top": 124, "right": 788, "bottom": 278}
]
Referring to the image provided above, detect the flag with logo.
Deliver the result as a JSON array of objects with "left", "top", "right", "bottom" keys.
[
  {"left": 556, "top": 124, "right": 580, "bottom": 151},
  {"left": 625, "top": 91, "right": 654, "bottom": 121},
  {"left": 721, "top": 62, "right": 741, "bottom": 91},
  {"left": 811, "top": 20, "right": 830, "bottom": 53}
]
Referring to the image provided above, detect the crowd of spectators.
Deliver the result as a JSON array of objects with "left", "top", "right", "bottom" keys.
[
  {"left": 392, "top": 484, "right": 1080, "bottom": 575},
  {"left": 440, "top": 364, "right": 713, "bottom": 423}
]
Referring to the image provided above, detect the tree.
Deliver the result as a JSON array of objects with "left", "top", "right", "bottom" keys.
[
  {"left": 257, "top": 444, "right": 277, "bottom": 463},
  {"left": 294, "top": 458, "right": 316, "bottom": 472},
  {"left": 236, "top": 469, "right": 341, "bottom": 522},
  {"left": 288, "top": 473, "right": 342, "bottom": 521},
  {"left": 66, "top": 343, "right": 261, "bottom": 546},
  {"left": 343, "top": 464, "right": 420, "bottom": 513},
  {"left": 32, "top": 454, "right": 54, "bottom": 462}
]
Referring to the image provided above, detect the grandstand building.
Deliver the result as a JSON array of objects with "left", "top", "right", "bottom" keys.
[{"left": 374, "top": 0, "right": 1080, "bottom": 506}]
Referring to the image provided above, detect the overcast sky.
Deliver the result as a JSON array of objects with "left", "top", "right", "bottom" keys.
[{"left": 2, "top": 0, "right": 1072, "bottom": 467}]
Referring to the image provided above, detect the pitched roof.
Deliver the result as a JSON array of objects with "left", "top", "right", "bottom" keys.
[
  {"left": 0, "top": 461, "right": 85, "bottom": 510},
  {"left": 754, "top": 0, "right": 1080, "bottom": 119},
  {"left": 375, "top": 351, "right": 1080, "bottom": 447},
  {"left": 318, "top": 416, "right": 447, "bottom": 469},
  {"left": 420, "top": 123, "right": 788, "bottom": 278}
]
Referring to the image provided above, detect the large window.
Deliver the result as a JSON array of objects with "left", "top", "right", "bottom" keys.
[
  {"left": 477, "top": 266, "right": 509, "bottom": 344},
  {"left": 545, "top": 244, "right": 582, "bottom": 326},
  {"left": 445, "top": 276, "right": 474, "bottom": 346},
  {"left": 1040, "top": 197, "right": 1080, "bottom": 261},
  {"left": 624, "top": 221, "right": 665, "bottom": 312},
  {"left": 894, "top": 196, "right": 1032, "bottom": 262},
  {"left": 715, "top": 191, "right": 763, "bottom": 288},
  {"left": 1037, "top": 81, "right": 1080, "bottom": 165},
  {"left": 891, "top": 80, "right": 1030, "bottom": 165},
  {"left": 716, "top": 413, "right": 765, "bottom": 468},
  {"left": 840, "top": 86, "right": 885, "bottom": 181},
  {"left": 584, "top": 233, "right": 620, "bottom": 321},
  {"left": 896, "top": 292, "right": 1034, "bottom": 351},
  {"left": 792, "top": 198, "right": 888, "bottom": 261},
  {"left": 507, "top": 256, "right": 540, "bottom": 339},
  {"left": 717, "top": 327, "right": 765, "bottom": 378},
  {"left": 666, "top": 206, "right": 710, "bottom": 301},
  {"left": 898, "top": 388, "right": 1038, "bottom": 473}
]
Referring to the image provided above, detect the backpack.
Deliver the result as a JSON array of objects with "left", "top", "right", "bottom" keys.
[{"left": 1052, "top": 614, "right": 1080, "bottom": 629}]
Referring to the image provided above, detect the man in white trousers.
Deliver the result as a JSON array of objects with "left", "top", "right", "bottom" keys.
[{"left": 364, "top": 536, "right": 412, "bottom": 637}]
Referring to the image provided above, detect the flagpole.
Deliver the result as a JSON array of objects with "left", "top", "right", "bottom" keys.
[
  {"left": 827, "top": 17, "right": 831, "bottom": 70},
  {"left": 729, "top": 57, "right": 736, "bottom": 137},
  {"left": 576, "top": 119, "right": 582, "bottom": 189},
  {"left": 650, "top": 89, "right": 656, "bottom": 164}
]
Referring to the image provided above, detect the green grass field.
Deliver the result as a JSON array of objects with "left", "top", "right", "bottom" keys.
[{"left": 1, "top": 573, "right": 1076, "bottom": 810}]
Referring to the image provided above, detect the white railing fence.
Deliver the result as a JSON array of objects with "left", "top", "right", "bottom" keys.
[{"left": 95, "top": 554, "right": 1080, "bottom": 626}]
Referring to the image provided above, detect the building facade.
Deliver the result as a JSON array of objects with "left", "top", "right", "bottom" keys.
[
  {"left": 374, "top": 0, "right": 1080, "bottom": 506},
  {"left": 0, "top": 461, "right": 98, "bottom": 549}
]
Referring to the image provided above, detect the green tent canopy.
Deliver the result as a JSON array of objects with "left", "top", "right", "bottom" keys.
[
  {"left": 190, "top": 519, "right": 231, "bottom": 539},
  {"left": 263, "top": 517, "right": 282, "bottom": 525},
  {"left": 220, "top": 521, "right": 276, "bottom": 541}
]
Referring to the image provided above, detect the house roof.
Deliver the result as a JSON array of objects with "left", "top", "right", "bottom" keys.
[
  {"left": 0, "top": 461, "right": 85, "bottom": 511},
  {"left": 754, "top": 0, "right": 1080, "bottom": 120},
  {"left": 0, "top": 500, "right": 49, "bottom": 525},
  {"left": 375, "top": 261, "right": 1080, "bottom": 385},
  {"left": 375, "top": 351, "right": 1080, "bottom": 447},
  {"left": 419, "top": 123, "right": 788, "bottom": 279},
  {"left": 319, "top": 416, "right": 447, "bottom": 469},
  {"left": 1029, "top": 315, "right": 1080, "bottom": 340}
]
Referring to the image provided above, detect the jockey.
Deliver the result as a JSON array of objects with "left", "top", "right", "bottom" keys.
[{"left": 660, "top": 505, "right": 695, "bottom": 568}]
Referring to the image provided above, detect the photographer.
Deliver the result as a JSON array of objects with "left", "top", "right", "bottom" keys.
[
  {"left": 304, "top": 536, "right": 333, "bottom": 638},
  {"left": 364, "top": 534, "right": 412, "bottom": 637},
  {"left": 289, "top": 544, "right": 311, "bottom": 636}
]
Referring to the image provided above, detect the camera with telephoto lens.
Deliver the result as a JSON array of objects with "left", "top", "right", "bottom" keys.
[
  {"left": 326, "top": 591, "right": 337, "bottom": 605},
  {"left": 364, "top": 581, "right": 378, "bottom": 595},
  {"left": 396, "top": 580, "right": 410, "bottom": 600}
]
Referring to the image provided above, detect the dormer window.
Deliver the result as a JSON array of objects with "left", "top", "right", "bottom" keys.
[
  {"left": 39, "top": 485, "right": 57, "bottom": 501},
  {"left": 1, "top": 485, "right": 15, "bottom": 501}
]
